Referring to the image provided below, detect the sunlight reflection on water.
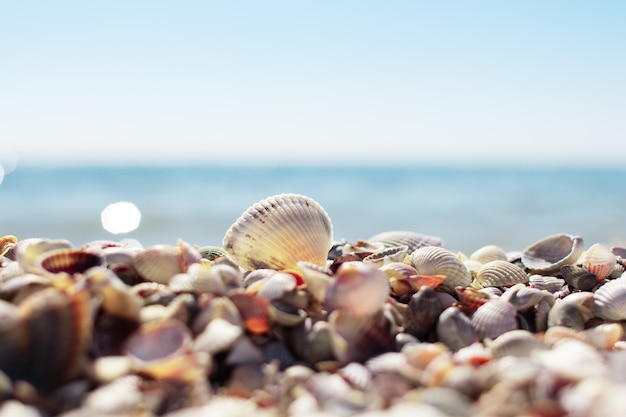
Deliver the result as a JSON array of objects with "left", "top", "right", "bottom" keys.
[{"left": 101, "top": 202, "right": 142, "bottom": 234}]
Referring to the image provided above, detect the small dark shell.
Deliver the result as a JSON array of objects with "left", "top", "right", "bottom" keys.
[
  {"left": 404, "top": 286, "right": 442, "bottom": 340},
  {"left": 561, "top": 265, "right": 597, "bottom": 291},
  {"left": 436, "top": 307, "right": 477, "bottom": 351}
]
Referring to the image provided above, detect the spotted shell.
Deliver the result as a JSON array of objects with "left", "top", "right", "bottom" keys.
[
  {"left": 593, "top": 276, "right": 626, "bottom": 321},
  {"left": 367, "top": 231, "right": 444, "bottom": 253},
  {"left": 520, "top": 234, "right": 584, "bottom": 275},
  {"left": 408, "top": 246, "right": 471, "bottom": 294},
  {"left": 475, "top": 260, "right": 529, "bottom": 288},
  {"left": 222, "top": 194, "right": 333, "bottom": 271}
]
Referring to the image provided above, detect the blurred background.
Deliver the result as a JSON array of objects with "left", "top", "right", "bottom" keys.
[{"left": 1, "top": 1, "right": 625, "bottom": 253}]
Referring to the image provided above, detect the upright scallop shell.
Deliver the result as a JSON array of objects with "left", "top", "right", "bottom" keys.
[
  {"left": 521, "top": 233, "right": 584, "bottom": 275},
  {"left": 223, "top": 194, "right": 333, "bottom": 271},
  {"left": 408, "top": 246, "right": 471, "bottom": 294}
]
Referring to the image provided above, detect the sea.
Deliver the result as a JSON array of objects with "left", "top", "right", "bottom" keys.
[{"left": 1, "top": 165, "right": 625, "bottom": 255}]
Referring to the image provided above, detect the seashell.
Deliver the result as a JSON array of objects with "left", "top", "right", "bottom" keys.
[
  {"left": 324, "top": 262, "right": 389, "bottom": 316},
  {"left": 583, "top": 323, "right": 623, "bottom": 350},
  {"left": 79, "top": 266, "right": 143, "bottom": 322},
  {"left": 101, "top": 246, "right": 142, "bottom": 285},
  {"left": 408, "top": 246, "right": 471, "bottom": 294},
  {"left": 191, "top": 295, "right": 243, "bottom": 335},
  {"left": 436, "top": 307, "right": 477, "bottom": 351},
  {"left": 222, "top": 194, "right": 333, "bottom": 271},
  {"left": 338, "top": 362, "right": 373, "bottom": 391},
  {"left": 197, "top": 245, "right": 229, "bottom": 261},
  {"left": 528, "top": 274, "right": 566, "bottom": 293},
  {"left": 194, "top": 317, "right": 243, "bottom": 355},
  {"left": 489, "top": 329, "right": 548, "bottom": 359},
  {"left": 362, "top": 245, "right": 409, "bottom": 266},
  {"left": 125, "top": 319, "right": 209, "bottom": 383},
  {"left": 0, "top": 286, "right": 92, "bottom": 390},
  {"left": 242, "top": 268, "right": 275, "bottom": 289},
  {"left": 228, "top": 291, "right": 271, "bottom": 335},
  {"left": 132, "top": 240, "right": 202, "bottom": 285},
  {"left": 0, "top": 235, "right": 17, "bottom": 258},
  {"left": 367, "top": 230, "right": 444, "bottom": 253},
  {"left": 474, "top": 260, "right": 528, "bottom": 288},
  {"left": 328, "top": 309, "right": 396, "bottom": 364},
  {"left": 500, "top": 283, "right": 554, "bottom": 312},
  {"left": 520, "top": 233, "right": 584, "bottom": 275},
  {"left": 268, "top": 301, "right": 307, "bottom": 327},
  {"left": 471, "top": 300, "right": 518, "bottom": 341},
  {"left": 578, "top": 243, "right": 617, "bottom": 281},
  {"left": 256, "top": 272, "right": 297, "bottom": 302},
  {"left": 469, "top": 245, "right": 507, "bottom": 264},
  {"left": 297, "top": 261, "right": 332, "bottom": 303},
  {"left": 404, "top": 286, "right": 442, "bottom": 340},
  {"left": 15, "top": 238, "right": 73, "bottom": 273},
  {"left": 560, "top": 265, "right": 597, "bottom": 291},
  {"left": 38, "top": 248, "right": 103, "bottom": 276},
  {"left": 454, "top": 286, "right": 493, "bottom": 316},
  {"left": 90, "top": 355, "right": 132, "bottom": 383},
  {"left": 593, "top": 276, "right": 626, "bottom": 321},
  {"left": 0, "top": 273, "right": 51, "bottom": 304}
]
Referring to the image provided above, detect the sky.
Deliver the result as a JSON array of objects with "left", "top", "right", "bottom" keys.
[{"left": 1, "top": 1, "right": 625, "bottom": 168}]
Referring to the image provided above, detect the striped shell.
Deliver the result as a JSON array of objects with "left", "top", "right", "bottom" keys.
[
  {"left": 408, "top": 246, "right": 471, "bottom": 294},
  {"left": 475, "top": 260, "right": 529, "bottom": 288},
  {"left": 578, "top": 243, "right": 617, "bottom": 281},
  {"left": 223, "top": 194, "right": 333, "bottom": 271},
  {"left": 593, "top": 277, "right": 626, "bottom": 321},
  {"left": 521, "top": 234, "right": 584, "bottom": 275},
  {"left": 471, "top": 300, "right": 518, "bottom": 341},
  {"left": 367, "top": 231, "right": 444, "bottom": 253}
]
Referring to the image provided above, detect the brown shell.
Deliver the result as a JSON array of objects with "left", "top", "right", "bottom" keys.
[{"left": 38, "top": 248, "right": 103, "bottom": 275}]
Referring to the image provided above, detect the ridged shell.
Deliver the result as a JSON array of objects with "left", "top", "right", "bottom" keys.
[
  {"left": 362, "top": 245, "right": 408, "bottom": 266},
  {"left": 528, "top": 274, "right": 565, "bottom": 293},
  {"left": 367, "top": 230, "right": 444, "bottom": 253},
  {"left": 470, "top": 245, "right": 508, "bottom": 264},
  {"left": 593, "top": 277, "right": 626, "bottom": 321},
  {"left": 521, "top": 233, "right": 584, "bottom": 274},
  {"left": 471, "top": 300, "right": 518, "bottom": 341},
  {"left": 579, "top": 243, "right": 617, "bottom": 281},
  {"left": 475, "top": 260, "right": 529, "bottom": 288},
  {"left": 408, "top": 246, "right": 471, "bottom": 294},
  {"left": 223, "top": 194, "right": 333, "bottom": 271}
]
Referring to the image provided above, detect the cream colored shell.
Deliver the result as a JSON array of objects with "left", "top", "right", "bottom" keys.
[{"left": 222, "top": 194, "right": 333, "bottom": 271}]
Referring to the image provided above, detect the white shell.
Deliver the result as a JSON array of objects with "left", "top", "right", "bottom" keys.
[
  {"left": 223, "top": 194, "right": 333, "bottom": 271},
  {"left": 475, "top": 260, "right": 529, "bottom": 288},
  {"left": 367, "top": 230, "right": 444, "bottom": 253},
  {"left": 521, "top": 234, "right": 584, "bottom": 274},
  {"left": 408, "top": 246, "right": 471, "bottom": 293},
  {"left": 471, "top": 300, "right": 518, "bottom": 341},
  {"left": 593, "top": 276, "right": 626, "bottom": 321},
  {"left": 470, "top": 245, "right": 508, "bottom": 264},
  {"left": 579, "top": 243, "right": 617, "bottom": 281}
]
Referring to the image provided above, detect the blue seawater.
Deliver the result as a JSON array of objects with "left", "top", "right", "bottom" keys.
[{"left": 1, "top": 165, "right": 625, "bottom": 254}]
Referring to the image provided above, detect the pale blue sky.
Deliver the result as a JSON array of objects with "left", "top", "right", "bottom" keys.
[{"left": 1, "top": 1, "right": 625, "bottom": 167}]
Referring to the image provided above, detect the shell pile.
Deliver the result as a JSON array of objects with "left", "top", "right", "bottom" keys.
[{"left": 1, "top": 193, "right": 626, "bottom": 416}]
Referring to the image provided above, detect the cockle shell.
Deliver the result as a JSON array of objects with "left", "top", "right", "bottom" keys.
[
  {"left": 474, "top": 260, "right": 528, "bottom": 288},
  {"left": 362, "top": 245, "right": 409, "bottom": 266},
  {"left": 521, "top": 233, "right": 584, "bottom": 275},
  {"left": 367, "top": 230, "right": 444, "bottom": 253},
  {"left": 469, "top": 245, "right": 508, "bottom": 264},
  {"left": 38, "top": 248, "right": 103, "bottom": 276},
  {"left": 223, "top": 194, "right": 333, "bottom": 271},
  {"left": 471, "top": 300, "right": 518, "bottom": 341},
  {"left": 578, "top": 243, "right": 617, "bottom": 281},
  {"left": 593, "top": 276, "right": 626, "bottom": 321},
  {"left": 408, "top": 246, "right": 471, "bottom": 294}
]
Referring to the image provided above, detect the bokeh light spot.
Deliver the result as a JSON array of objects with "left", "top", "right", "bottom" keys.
[{"left": 101, "top": 202, "right": 141, "bottom": 234}]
